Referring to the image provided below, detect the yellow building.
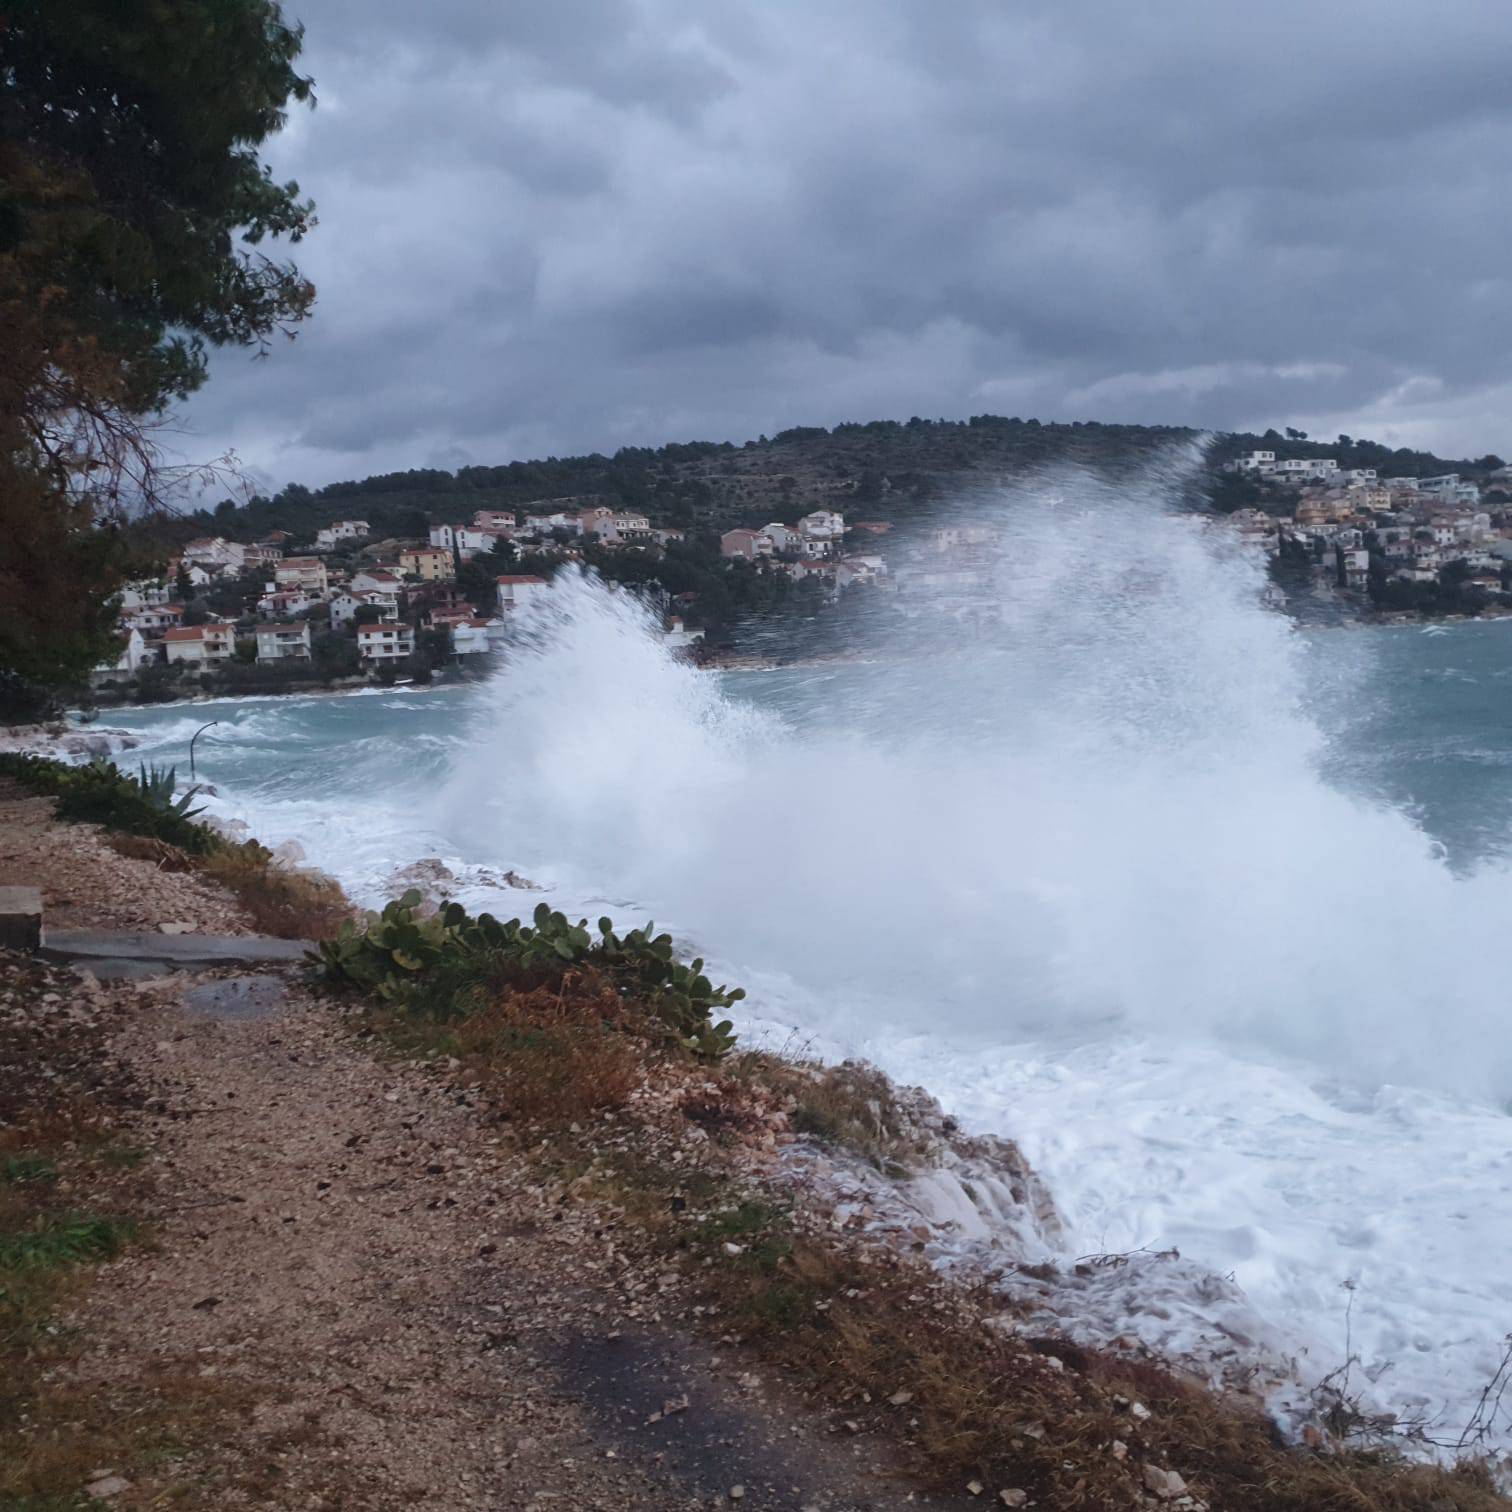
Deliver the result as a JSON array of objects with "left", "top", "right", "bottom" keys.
[{"left": 399, "top": 546, "right": 455, "bottom": 582}]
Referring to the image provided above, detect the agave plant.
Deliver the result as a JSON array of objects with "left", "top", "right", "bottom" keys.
[{"left": 134, "top": 762, "right": 205, "bottom": 820}]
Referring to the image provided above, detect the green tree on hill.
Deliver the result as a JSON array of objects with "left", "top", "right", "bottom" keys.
[{"left": 0, "top": 0, "right": 316, "bottom": 705}]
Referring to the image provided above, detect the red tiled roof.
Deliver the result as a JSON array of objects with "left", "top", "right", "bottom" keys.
[{"left": 162, "top": 626, "right": 204, "bottom": 641}]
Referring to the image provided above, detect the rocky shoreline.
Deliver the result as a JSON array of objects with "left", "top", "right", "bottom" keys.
[
  {"left": 0, "top": 722, "right": 1337, "bottom": 1420},
  {"left": 0, "top": 721, "right": 143, "bottom": 759}
]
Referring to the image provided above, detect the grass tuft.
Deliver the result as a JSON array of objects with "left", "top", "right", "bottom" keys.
[
  {"left": 737, "top": 1054, "right": 925, "bottom": 1170},
  {"left": 0, "top": 1213, "right": 133, "bottom": 1271},
  {"left": 0, "top": 1156, "right": 56, "bottom": 1186}
]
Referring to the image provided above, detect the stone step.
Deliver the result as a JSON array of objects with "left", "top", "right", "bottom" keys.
[
  {"left": 0, "top": 886, "right": 43, "bottom": 953},
  {"left": 42, "top": 929, "right": 312, "bottom": 973}
]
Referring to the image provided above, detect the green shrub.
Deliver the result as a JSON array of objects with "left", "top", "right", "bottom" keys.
[
  {"left": 313, "top": 893, "right": 743, "bottom": 1060},
  {"left": 0, "top": 754, "right": 217, "bottom": 854}
]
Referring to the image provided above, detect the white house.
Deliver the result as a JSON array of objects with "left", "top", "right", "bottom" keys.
[
  {"left": 496, "top": 574, "right": 549, "bottom": 613},
  {"left": 256, "top": 588, "right": 314, "bottom": 618},
  {"left": 574, "top": 506, "right": 651, "bottom": 545},
  {"left": 451, "top": 617, "right": 505, "bottom": 656},
  {"left": 330, "top": 590, "right": 398, "bottom": 627},
  {"left": 836, "top": 555, "right": 888, "bottom": 589},
  {"left": 92, "top": 627, "right": 151, "bottom": 680},
  {"left": 760, "top": 522, "right": 804, "bottom": 554},
  {"left": 1275, "top": 459, "right": 1339, "bottom": 482},
  {"left": 455, "top": 525, "right": 511, "bottom": 560},
  {"left": 350, "top": 567, "right": 402, "bottom": 593},
  {"left": 429, "top": 523, "right": 457, "bottom": 553},
  {"left": 663, "top": 616, "right": 704, "bottom": 652},
  {"left": 799, "top": 509, "right": 845, "bottom": 543},
  {"left": 124, "top": 603, "right": 185, "bottom": 635},
  {"left": 118, "top": 579, "right": 169, "bottom": 612},
  {"left": 255, "top": 622, "right": 312, "bottom": 662},
  {"left": 162, "top": 623, "right": 235, "bottom": 665},
  {"left": 357, "top": 623, "right": 415, "bottom": 662},
  {"left": 1417, "top": 475, "right": 1481, "bottom": 506},
  {"left": 1230, "top": 450, "right": 1277, "bottom": 473},
  {"left": 523, "top": 511, "right": 584, "bottom": 537},
  {"left": 315, "top": 519, "right": 370, "bottom": 547}
]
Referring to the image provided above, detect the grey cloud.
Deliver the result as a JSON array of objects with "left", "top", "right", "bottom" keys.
[{"left": 182, "top": 0, "right": 1512, "bottom": 490}]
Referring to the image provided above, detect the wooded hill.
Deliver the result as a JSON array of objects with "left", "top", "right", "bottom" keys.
[{"left": 182, "top": 416, "right": 1504, "bottom": 546}]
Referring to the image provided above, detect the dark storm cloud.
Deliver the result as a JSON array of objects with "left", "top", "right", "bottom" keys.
[{"left": 179, "top": 0, "right": 1512, "bottom": 490}]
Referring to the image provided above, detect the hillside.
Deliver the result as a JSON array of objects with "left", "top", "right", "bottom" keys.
[{"left": 183, "top": 415, "right": 1502, "bottom": 546}]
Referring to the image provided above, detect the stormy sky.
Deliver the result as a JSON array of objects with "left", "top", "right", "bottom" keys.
[{"left": 181, "top": 0, "right": 1512, "bottom": 490}]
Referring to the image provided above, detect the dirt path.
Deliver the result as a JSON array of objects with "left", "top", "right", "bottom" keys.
[{"left": 62, "top": 967, "right": 967, "bottom": 1510}]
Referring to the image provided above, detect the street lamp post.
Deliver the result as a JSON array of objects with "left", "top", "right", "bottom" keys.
[{"left": 189, "top": 721, "right": 220, "bottom": 782}]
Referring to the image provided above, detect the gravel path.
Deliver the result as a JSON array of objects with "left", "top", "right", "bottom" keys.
[
  {"left": 59, "top": 968, "right": 967, "bottom": 1510},
  {"left": 2, "top": 786, "right": 971, "bottom": 1507}
]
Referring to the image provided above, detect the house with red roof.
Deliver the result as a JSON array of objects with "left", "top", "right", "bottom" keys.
[{"left": 163, "top": 623, "right": 235, "bottom": 665}]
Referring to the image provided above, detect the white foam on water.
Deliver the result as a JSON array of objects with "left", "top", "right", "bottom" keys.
[{"left": 101, "top": 451, "right": 1512, "bottom": 1451}]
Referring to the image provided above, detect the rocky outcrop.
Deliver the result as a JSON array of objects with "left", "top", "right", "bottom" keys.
[
  {"left": 387, "top": 858, "right": 542, "bottom": 917},
  {"left": 0, "top": 723, "right": 140, "bottom": 758}
]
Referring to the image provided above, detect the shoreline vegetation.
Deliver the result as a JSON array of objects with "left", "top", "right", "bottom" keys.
[{"left": 2, "top": 748, "right": 1509, "bottom": 1507}]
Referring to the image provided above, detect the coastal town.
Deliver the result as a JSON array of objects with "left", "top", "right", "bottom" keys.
[
  {"left": 1221, "top": 450, "right": 1512, "bottom": 614},
  {"left": 93, "top": 498, "right": 893, "bottom": 696},
  {"left": 86, "top": 442, "right": 1512, "bottom": 700}
]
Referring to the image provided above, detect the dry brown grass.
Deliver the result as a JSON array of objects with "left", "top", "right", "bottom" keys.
[
  {"left": 199, "top": 841, "right": 354, "bottom": 939},
  {"left": 374, "top": 968, "right": 650, "bottom": 1125},
  {"left": 2, "top": 1367, "right": 259, "bottom": 1508}
]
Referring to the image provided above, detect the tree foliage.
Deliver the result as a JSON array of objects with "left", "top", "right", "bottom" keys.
[{"left": 0, "top": 0, "right": 316, "bottom": 695}]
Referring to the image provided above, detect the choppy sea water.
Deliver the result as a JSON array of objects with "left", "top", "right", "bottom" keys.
[{"left": 98, "top": 481, "right": 1512, "bottom": 1453}]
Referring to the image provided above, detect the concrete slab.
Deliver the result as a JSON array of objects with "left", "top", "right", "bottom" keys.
[
  {"left": 0, "top": 886, "right": 43, "bottom": 953},
  {"left": 42, "top": 929, "right": 311, "bottom": 971}
]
